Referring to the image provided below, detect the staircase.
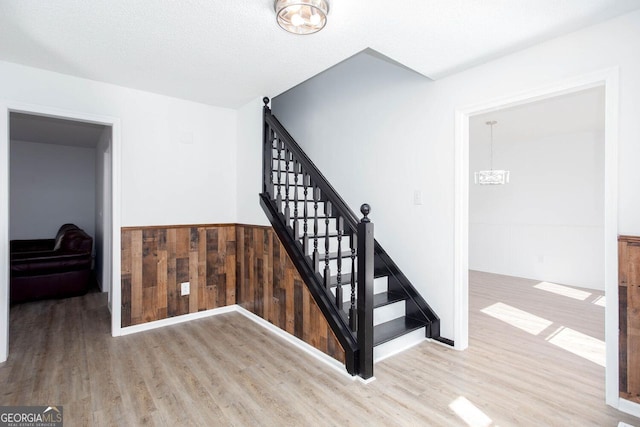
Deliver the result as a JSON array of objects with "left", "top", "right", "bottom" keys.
[{"left": 259, "top": 98, "right": 440, "bottom": 379}]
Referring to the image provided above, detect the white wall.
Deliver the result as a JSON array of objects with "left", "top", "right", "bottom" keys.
[
  {"left": 236, "top": 97, "right": 270, "bottom": 226},
  {"left": 272, "top": 10, "right": 640, "bottom": 340},
  {"left": 469, "top": 129, "right": 604, "bottom": 289},
  {"left": 0, "top": 60, "right": 238, "bottom": 227},
  {"left": 0, "top": 59, "right": 239, "bottom": 356},
  {"left": 10, "top": 140, "right": 96, "bottom": 241}
]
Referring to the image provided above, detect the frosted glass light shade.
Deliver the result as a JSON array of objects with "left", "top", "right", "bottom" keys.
[
  {"left": 474, "top": 170, "right": 510, "bottom": 185},
  {"left": 275, "top": 0, "right": 329, "bottom": 35}
]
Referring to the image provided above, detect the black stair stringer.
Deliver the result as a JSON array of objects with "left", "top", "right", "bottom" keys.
[
  {"left": 374, "top": 242, "right": 440, "bottom": 339},
  {"left": 259, "top": 194, "right": 359, "bottom": 375}
]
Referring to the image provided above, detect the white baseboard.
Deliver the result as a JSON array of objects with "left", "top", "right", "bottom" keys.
[
  {"left": 235, "top": 306, "right": 356, "bottom": 381},
  {"left": 618, "top": 397, "right": 640, "bottom": 420},
  {"left": 373, "top": 327, "right": 426, "bottom": 363},
  {"left": 119, "top": 305, "right": 236, "bottom": 336}
]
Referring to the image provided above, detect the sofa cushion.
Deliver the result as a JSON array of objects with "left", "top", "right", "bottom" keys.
[
  {"left": 57, "top": 229, "right": 92, "bottom": 253},
  {"left": 53, "top": 224, "right": 80, "bottom": 251}
]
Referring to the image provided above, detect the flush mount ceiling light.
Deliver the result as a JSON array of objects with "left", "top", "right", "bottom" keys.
[
  {"left": 275, "top": 0, "right": 329, "bottom": 35},
  {"left": 475, "top": 120, "right": 510, "bottom": 185}
]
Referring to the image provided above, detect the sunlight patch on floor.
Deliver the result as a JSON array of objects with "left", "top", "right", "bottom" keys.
[
  {"left": 534, "top": 281, "right": 591, "bottom": 301},
  {"left": 545, "top": 326, "right": 605, "bottom": 367},
  {"left": 481, "top": 302, "right": 552, "bottom": 335},
  {"left": 449, "top": 396, "right": 493, "bottom": 427},
  {"left": 592, "top": 295, "right": 606, "bottom": 307}
]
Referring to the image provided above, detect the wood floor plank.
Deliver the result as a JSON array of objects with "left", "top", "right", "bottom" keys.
[{"left": 2, "top": 271, "right": 640, "bottom": 426}]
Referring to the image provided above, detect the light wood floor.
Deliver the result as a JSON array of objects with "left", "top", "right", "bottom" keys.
[{"left": 1, "top": 272, "right": 639, "bottom": 426}]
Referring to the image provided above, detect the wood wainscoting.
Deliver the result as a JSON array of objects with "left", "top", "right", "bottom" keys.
[
  {"left": 619, "top": 235, "right": 640, "bottom": 403},
  {"left": 236, "top": 225, "right": 345, "bottom": 364},
  {"left": 121, "top": 224, "right": 345, "bottom": 364},
  {"left": 121, "top": 225, "right": 237, "bottom": 326}
]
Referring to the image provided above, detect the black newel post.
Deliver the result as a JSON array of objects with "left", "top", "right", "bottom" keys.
[
  {"left": 357, "top": 203, "right": 374, "bottom": 379},
  {"left": 262, "top": 97, "right": 272, "bottom": 197}
]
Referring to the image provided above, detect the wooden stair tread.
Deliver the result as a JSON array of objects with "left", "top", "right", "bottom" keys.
[{"left": 374, "top": 317, "right": 427, "bottom": 346}]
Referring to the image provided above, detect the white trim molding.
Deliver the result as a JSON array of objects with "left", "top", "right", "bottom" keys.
[
  {"left": 235, "top": 306, "right": 356, "bottom": 380},
  {"left": 119, "top": 305, "right": 237, "bottom": 335},
  {"left": 453, "top": 67, "right": 621, "bottom": 409},
  {"left": 0, "top": 104, "right": 9, "bottom": 363},
  {"left": 618, "top": 398, "right": 640, "bottom": 420},
  {"left": 0, "top": 102, "right": 121, "bottom": 362}
]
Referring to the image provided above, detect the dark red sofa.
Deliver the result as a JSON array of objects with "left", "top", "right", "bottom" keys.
[{"left": 10, "top": 224, "right": 93, "bottom": 304}]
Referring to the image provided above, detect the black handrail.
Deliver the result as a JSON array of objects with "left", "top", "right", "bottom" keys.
[
  {"left": 263, "top": 102, "right": 359, "bottom": 229},
  {"left": 261, "top": 98, "right": 374, "bottom": 377}
]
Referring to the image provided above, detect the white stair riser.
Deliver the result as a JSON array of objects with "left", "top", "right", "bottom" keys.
[
  {"left": 273, "top": 183, "right": 311, "bottom": 200},
  {"left": 280, "top": 200, "right": 329, "bottom": 217},
  {"left": 373, "top": 327, "right": 426, "bottom": 363},
  {"left": 330, "top": 276, "right": 389, "bottom": 303},
  {"left": 374, "top": 276, "right": 388, "bottom": 294},
  {"left": 290, "top": 217, "right": 343, "bottom": 233},
  {"left": 315, "top": 259, "right": 353, "bottom": 275},
  {"left": 373, "top": 301, "right": 405, "bottom": 326},
  {"left": 301, "top": 236, "right": 353, "bottom": 255}
]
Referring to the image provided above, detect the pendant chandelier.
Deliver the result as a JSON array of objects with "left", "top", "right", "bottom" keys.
[
  {"left": 274, "top": 0, "right": 329, "bottom": 35},
  {"left": 474, "top": 120, "right": 510, "bottom": 185}
]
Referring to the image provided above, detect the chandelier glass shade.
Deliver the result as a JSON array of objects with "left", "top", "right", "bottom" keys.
[
  {"left": 474, "top": 120, "right": 510, "bottom": 185},
  {"left": 274, "top": 0, "right": 329, "bottom": 35}
]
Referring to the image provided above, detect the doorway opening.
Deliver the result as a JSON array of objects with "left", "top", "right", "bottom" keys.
[
  {"left": 467, "top": 87, "right": 607, "bottom": 415},
  {"left": 454, "top": 68, "right": 620, "bottom": 407},
  {"left": 1, "top": 105, "right": 121, "bottom": 363}
]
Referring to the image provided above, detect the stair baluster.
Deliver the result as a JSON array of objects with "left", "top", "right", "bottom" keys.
[
  {"left": 267, "top": 128, "right": 275, "bottom": 198},
  {"left": 276, "top": 139, "right": 283, "bottom": 208},
  {"left": 349, "top": 231, "right": 357, "bottom": 331},
  {"left": 284, "top": 149, "right": 291, "bottom": 222},
  {"left": 293, "top": 160, "right": 300, "bottom": 239},
  {"left": 302, "top": 174, "right": 309, "bottom": 252},
  {"left": 336, "top": 216, "right": 344, "bottom": 309},
  {"left": 312, "top": 187, "right": 320, "bottom": 272},
  {"left": 324, "top": 201, "right": 332, "bottom": 288}
]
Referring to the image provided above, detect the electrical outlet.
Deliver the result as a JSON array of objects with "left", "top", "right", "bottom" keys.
[{"left": 181, "top": 282, "right": 190, "bottom": 296}]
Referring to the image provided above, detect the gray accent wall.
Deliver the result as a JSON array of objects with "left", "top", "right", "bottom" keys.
[{"left": 10, "top": 139, "right": 96, "bottom": 242}]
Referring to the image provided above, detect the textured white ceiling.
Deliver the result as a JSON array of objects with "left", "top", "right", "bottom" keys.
[{"left": 0, "top": 0, "right": 639, "bottom": 108}]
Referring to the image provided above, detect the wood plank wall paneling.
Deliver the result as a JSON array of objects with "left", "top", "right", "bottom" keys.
[
  {"left": 236, "top": 225, "right": 345, "bottom": 364},
  {"left": 619, "top": 235, "right": 640, "bottom": 403},
  {"left": 121, "top": 225, "right": 237, "bottom": 327},
  {"left": 121, "top": 224, "right": 345, "bottom": 364}
]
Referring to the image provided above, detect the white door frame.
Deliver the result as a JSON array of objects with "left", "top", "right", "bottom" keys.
[
  {"left": 0, "top": 102, "right": 122, "bottom": 363},
  {"left": 453, "top": 67, "right": 621, "bottom": 408}
]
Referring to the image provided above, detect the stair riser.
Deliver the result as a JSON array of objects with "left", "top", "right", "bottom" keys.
[
  {"left": 315, "top": 259, "right": 354, "bottom": 275},
  {"left": 300, "top": 236, "right": 354, "bottom": 255},
  {"left": 330, "top": 277, "right": 388, "bottom": 303},
  {"left": 279, "top": 200, "right": 329, "bottom": 217},
  {"left": 273, "top": 183, "right": 310, "bottom": 201},
  {"left": 373, "top": 327, "right": 426, "bottom": 363},
  {"left": 289, "top": 217, "right": 342, "bottom": 233},
  {"left": 373, "top": 301, "right": 405, "bottom": 327}
]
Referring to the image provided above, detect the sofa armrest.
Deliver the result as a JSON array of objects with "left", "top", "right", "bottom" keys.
[
  {"left": 10, "top": 239, "right": 56, "bottom": 253},
  {"left": 11, "top": 251, "right": 92, "bottom": 277}
]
